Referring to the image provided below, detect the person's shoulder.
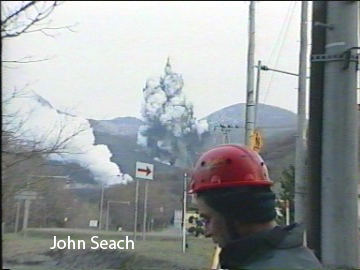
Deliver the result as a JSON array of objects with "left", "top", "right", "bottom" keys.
[{"left": 245, "top": 246, "right": 324, "bottom": 269}]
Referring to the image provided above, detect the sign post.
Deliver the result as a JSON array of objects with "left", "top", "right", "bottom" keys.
[
  {"left": 14, "top": 190, "right": 37, "bottom": 236},
  {"left": 135, "top": 162, "right": 154, "bottom": 242},
  {"left": 133, "top": 178, "right": 139, "bottom": 241},
  {"left": 14, "top": 201, "right": 21, "bottom": 233},
  {"left": 22, "top": 199, "right": 31, "bottom": 231},
  {"left": 142, "top": 180, "right": 149, "bottom": 241}
]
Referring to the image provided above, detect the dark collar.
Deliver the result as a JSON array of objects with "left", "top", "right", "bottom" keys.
[{"left": 219, "top": 226, "right": 288, "bottom": 269}]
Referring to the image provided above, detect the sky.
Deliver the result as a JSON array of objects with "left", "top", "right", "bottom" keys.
[{"left": 3, "top": 1, "right": 306, "bottom": 121}]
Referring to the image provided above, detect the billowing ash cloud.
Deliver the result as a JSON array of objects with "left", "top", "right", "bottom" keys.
[
  {"left": 137, "top": 59, "right": 209, "bottom": 167},
  {"left": 3, "top": 89, "right": 132, "bottom": 186}
]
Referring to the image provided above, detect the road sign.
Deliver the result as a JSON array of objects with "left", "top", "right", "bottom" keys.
[
  {"left": 89, "top": 220, "right": 98, "bottom": 227},
  {"left": 251, "top": 128, "right": 263, "bottom": 152},
  {"left": 135, "top": 162, "right": 154, "bottom": 180},
  {"left": 14, "top": 190, "right": 38, "bottom": 201}
]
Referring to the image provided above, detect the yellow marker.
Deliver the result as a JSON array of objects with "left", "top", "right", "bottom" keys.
[
  {"left": 250, "top": 128, "right": 263, "bottom": 152},
  {"left": 211, "top": 245, "right": 221, "bottom": 269}
]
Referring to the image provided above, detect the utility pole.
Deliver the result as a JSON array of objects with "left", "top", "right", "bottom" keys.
[
  {"left": 320, "top": 1, "right": 359, "bottom": 268},
  {"left": 106, "top": 201, "right": 110, "bottom": 231},
  {"left": 142, "top": 180, "right": 149, "bottom": 241},
  {"left": 245, "top": 0, "right": 256, "bottom": 146},
  {"left": 182, "top": 173, "right": 187, "bottom": 253},
  {"left": 255, "top": 60, "right": 261, "bottom": 128},
  {"left": 133, "top": 178, "right": 139, "bottom": 241},
  {"left": 221, "top": 127, "right": 230, "bottom": 144},
  {"left": 285, "top": 200, "right": 290, "bottom": 226},
  {"left": 223, "top": 131, "right": 230, "bottom": 144},
  {"left": 307, "top": 1, "right": 327, "bottom": 260},
  {"left": 294, "top": 0, "right": 309, "bottom": 223},
  {"left": 99, "top": 183, "right": 104, "bottom": 230}
]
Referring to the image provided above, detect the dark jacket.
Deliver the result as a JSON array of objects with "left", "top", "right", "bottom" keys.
[{"left": 219, "top": 223, "right": 323, "bottom": 269}]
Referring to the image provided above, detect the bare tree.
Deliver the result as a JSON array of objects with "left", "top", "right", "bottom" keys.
[
  {"left": 1, "top": 1, "right": 90, "bottom": 230},
  {"left": 2, "top": 87, "right": 91, "bottom": 202},
  {"left": 1, "top": 1, "right": 77, "bottom": 39},
  {"left": 1, "top": 1, "right": 77, "bottom": 65},
  {"left": 1, "top": 0, "right": 82, "bottom": 168}
]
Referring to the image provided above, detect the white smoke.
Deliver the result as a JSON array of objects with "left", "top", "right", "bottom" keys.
[
  {"left": 137, "top": 58, "right": 209, "bottom": 166},
  {"left": 136, "top": 125, "right": 148, "bottom": 147},
  {"left": 154, "top": 157, "right": 171, "bottom": 166},
  {"left": 194, "top": 120, "right": 209, "bottom": 138},
  {"left": 3, "top": 89, "right": 133, "bottom": 186}
]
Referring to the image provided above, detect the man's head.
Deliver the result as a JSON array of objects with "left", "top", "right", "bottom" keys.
[
  {"left": 189, "top": 144, "right": 277, "bottom": 247},
  {"left": 195, "top": 186, "right": 277, "bottom": 247}
]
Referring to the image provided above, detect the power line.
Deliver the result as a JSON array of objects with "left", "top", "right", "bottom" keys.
[
  {"left": 265, "top": 2, "right": 295, "bottom": 65},
  {"left": 258, "top": 1, "right": 298, "bottom": 121},
  {"left": 261, "top": 1, "right": 297, "bottom": 106}
]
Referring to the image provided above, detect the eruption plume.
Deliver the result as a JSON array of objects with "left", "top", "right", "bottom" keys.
[{"left": 137, "top": 58, "right": 209, "bottom": 167}]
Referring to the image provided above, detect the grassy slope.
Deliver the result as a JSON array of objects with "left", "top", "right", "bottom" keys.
[{"left": 3, "top": 230, "right": 215, "bottom": 270}]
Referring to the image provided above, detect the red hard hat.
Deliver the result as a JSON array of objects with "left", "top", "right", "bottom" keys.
[{"left": 189, "top": 144, "right": 272, "bottom": 193}]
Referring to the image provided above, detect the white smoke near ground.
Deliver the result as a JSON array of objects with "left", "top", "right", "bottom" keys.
[
  {"left": 137, "top": 59, "right": 209, "bottom": 167},
  {"left": 3, "top": 89, "right": 133, "bottom": 186}
]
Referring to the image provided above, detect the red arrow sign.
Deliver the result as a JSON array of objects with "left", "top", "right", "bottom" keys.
[{"left": 137, "top": 166, "right": 151, "bottom": 176}]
